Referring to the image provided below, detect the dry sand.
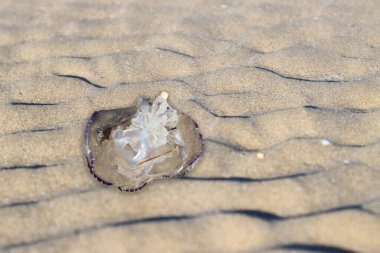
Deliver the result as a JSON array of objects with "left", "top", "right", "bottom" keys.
[{"left": 1, "top": 0, "right": 380, "bottom": 252}]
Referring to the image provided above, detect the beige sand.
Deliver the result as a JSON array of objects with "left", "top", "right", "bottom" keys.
[{"left": 0, "top": 0, "right": 380, "bottom": 252}]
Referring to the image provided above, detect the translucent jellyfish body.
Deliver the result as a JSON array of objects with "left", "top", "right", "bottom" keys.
[{"left": 85, "top": 92, "right": 203, "bottom": 191}]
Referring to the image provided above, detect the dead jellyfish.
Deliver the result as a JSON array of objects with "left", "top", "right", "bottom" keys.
[{"left": 85, "top": 92, "right": 203, "bottom": 192}]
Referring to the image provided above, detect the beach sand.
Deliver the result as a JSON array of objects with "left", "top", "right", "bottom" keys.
[{"left": 0, "top": 0, "right": 379, "bottom": 252}]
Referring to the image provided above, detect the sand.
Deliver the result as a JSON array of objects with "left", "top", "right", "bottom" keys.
[{"left": 0, "top": 0, "right": 380, "bottom": 252}]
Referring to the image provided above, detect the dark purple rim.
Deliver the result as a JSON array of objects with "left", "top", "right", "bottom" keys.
[
  {"left": 85, "top": 111, "right": 113, "bottom": 186},
  {"left": 85, "top": 110, "right": 204, "bottom": 192}
]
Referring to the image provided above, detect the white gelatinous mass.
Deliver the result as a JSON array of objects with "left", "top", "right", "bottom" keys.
[
  {"left": 85, "top": 91, "right": 203, "bottom": 191},
  {"left": 112, "top": 92, "right": 185, "bottom": 167}
]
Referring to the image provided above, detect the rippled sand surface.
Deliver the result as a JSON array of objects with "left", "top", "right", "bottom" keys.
[{"left": 1, "top": 0, "right": 380, "bottom": 252}]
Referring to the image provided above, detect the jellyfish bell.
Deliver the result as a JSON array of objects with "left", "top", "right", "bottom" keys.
[{"left": 85, "top": 92, "right": 203, "bottom": 192}]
